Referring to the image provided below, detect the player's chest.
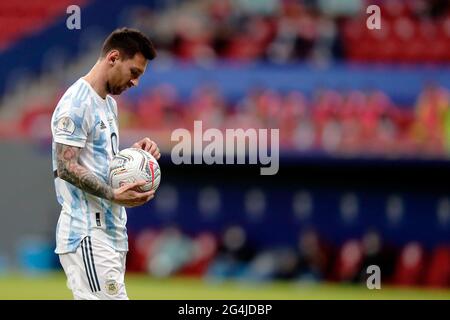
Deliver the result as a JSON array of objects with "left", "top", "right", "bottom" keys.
[{"left": 91, "top": 109, "right": 118, "bottom": 141}]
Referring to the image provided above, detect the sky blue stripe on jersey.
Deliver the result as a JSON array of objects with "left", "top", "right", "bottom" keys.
[
  {"left": 104, "top": 207, "right": 117, "bottom": 249},
  {"left": 74, "top": 87, "right": 87, "bottom": 107},
  {"left": 106, "top": 97, "right": 113, "bottom": 115},
  {"left": 93, "top": 111, "right": 110, "bottom": 181},
  {"left": 79, "top": 85, "right": 89, "bottom": 102},
  {"left": 78, "top": 83, "right": 87, "bottom": 101},
  {"left": 72, "top": 84, "right": 81, "bottom": 100},
  {"left": 67, "top": 216, "right": 80, "bottom": 251},
  {"left": 95, "top": 101, "right": 117, "bottom": 247},
  {"left": 100, "top": 198, "right": 106, "bottom": 229},
  {"left": 93, "top": 138, "right": 109, "bottom": 181},
  {"left": 92, "top": 110, "right": 108, "bottom": 241},
  {"left": 74, "top": 84, "right": 87, "bottom": 101},
  {"left": 67, "top": 185, "right": 84, "bottom": 250},
  {"left": 56, "top": 193, "right": 64, "bottom": 206},
  {"left": 62, "top": 91, "right": 73, "bottom": 102},
  {"left": 53, "top": 104, "right": 63, "bottom": 120},
  {"left": 83, "top": 191, "right": 91, "bottom": 236},
  {"left": 105, "top": 100, "right": 112, "bottom": 124},
  {"left": 107, "top": 99, "right": 117, "bottom": 126}
]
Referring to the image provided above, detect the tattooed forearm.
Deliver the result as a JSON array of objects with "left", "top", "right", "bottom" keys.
[{"left": 56, "top": 143, "right": 114, "bottom": 201}]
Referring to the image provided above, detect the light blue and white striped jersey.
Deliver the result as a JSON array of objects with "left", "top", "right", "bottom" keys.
[{"left": 51, "top": 78, "right": 127, "bottom": 254}]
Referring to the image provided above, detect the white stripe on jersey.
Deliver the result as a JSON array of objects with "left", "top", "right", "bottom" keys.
[{"left": 51, "top": 78, "right": 127, "bottom": 254}]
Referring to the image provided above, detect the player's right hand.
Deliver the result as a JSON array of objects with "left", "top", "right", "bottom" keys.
[{"left": 112, "top": 180, "right": 155, "bottom": 207}]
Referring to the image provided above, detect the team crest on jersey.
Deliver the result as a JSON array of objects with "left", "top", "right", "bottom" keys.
[
  {"left": 56, "top": 117, "right": 76, "bottom": 135},
  {"left": 105, "top": 279, "right": 119, "bottom": 295}
]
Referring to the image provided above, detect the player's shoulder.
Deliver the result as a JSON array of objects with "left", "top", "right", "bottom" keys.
[{"left": 57, "top": 78, "right": 91, "bottom": 108}]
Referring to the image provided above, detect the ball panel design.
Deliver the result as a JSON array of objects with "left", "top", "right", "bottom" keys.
[{"left": 109, "top": 148, "right": 161, "bottom": 193}]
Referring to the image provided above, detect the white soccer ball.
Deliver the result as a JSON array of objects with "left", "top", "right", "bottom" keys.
[{"left": 109, "top": 148, "right": 161, "bottom": 192}]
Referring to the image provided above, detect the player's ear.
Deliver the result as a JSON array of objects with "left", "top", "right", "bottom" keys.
[{"left": 107, "top": 50, "right": 120, "bottom": 66}]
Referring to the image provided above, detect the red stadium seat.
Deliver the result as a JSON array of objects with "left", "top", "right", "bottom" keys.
[
  {"left": 393, "top": 242, "right": 426, "bottom": 286},
  {"left": 0, "top": 0, "right": 88, "bottom": 51},
  {"left": 424, "top": 245, "right": 450, "bottom": 288},
  {"left": 179, "top": 232, "right": 218, "bottom": 276},
  {"left": 342, "top": 7, "right": 449, "bottom": 63},
  {"left": 332, "top": 240, "right": 363, "bottom": 282},
  {"left": 126, "top": 229, "right": 160, "bottom": 272},
  {"left": 381, "top": 1, "right": 410, "bottom": 20}
]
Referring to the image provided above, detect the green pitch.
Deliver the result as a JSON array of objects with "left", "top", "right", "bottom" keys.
[{"left": 0, "top": 272, "right": 449, "bottom": 300}]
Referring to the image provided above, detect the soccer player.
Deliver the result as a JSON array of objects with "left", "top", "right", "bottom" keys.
[{"left": 51, "top": 28, "right": 160, "bottom": 300}]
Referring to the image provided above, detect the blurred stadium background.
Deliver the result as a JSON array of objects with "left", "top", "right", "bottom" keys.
[{"left": 1, "top": 0, "right": 450, "bottom": 299}]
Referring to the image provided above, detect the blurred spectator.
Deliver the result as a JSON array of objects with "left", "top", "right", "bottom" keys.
[
  {"left": 424, "top": 245, "right": 450, "bottom": 288},
  {"left": 230, "top": 228, "right": 332, "bottom": 283},
  {"left": 332, "top": 239, "right": 363, "bottom": 283},
  {"left": 13, "top": 83, "right": 450, "bottom": 159},
  {"left": 357, "top": 229, "right": 397, "bottom": 285},
  {"left": 3, "top": 0, "right": 450, "bottom": 157},
  {"left": 392, "top": 241, "right": 427, "bottom": 286},
  {"left": 241, "top": 246, "right": 299, "bottom": 282},
  {"left": 179, "top": 232, "right": 218, "bottom": 277},
  {"left": 206, "top": 225, "right": 256, "bottom": 281},
  {"left": 125, "top": 226, "right": 448, "bottom": 288},
  {"left": 296, "top": 228, "right": 332, "bottom": 282},
  {"left": 124, "top": 0, "right": 450, "bottom": 63},
  {"left": 145, "top": 226, "right": 195, "bottom": 278},
  {"left": 414, "top": 83, "right": 450, "bottom": 155}
]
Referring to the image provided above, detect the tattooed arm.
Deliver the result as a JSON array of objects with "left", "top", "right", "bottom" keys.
[
  {"left": 56, "top": 143, "right": 114, "bottom": 200},
  {"left": 56, "top": 143, "right": 155, "bottom": 207}
]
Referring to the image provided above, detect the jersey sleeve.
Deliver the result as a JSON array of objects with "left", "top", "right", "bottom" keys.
[{"left": 52, "top": 98, "right": 94, "bottom": 148}]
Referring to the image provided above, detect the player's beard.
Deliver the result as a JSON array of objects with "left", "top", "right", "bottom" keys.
[
  {"left": 106, "top": 81, "right": 112, "bottom": 94},
  {"left": 106, "top": 81, "right": 124, "bottom": 95}
]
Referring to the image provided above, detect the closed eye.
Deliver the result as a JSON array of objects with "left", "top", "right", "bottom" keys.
[{"left": 130, "top": 68, "right": 142, "bottom": 78}]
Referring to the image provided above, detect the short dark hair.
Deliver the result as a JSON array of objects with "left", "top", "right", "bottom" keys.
[{"left": 101, "top": 27, "right": 157, "bottom": 60}]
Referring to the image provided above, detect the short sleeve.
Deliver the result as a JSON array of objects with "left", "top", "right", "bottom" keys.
[{"left": 52, "top": 99, "right": 93, "bottom": 148}]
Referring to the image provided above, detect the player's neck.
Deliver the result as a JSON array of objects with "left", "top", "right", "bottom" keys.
[{"left": 82, "top": 62, "right": 108, "bottom": 100}]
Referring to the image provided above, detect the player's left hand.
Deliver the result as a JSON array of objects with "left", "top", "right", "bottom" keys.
[{"left": 132, "top": 137, "right": 161, "bottom": 160}]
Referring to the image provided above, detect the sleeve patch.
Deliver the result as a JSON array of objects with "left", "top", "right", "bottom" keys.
[{"left": 56, "top": 117, "right": 76, "bottom": 135}]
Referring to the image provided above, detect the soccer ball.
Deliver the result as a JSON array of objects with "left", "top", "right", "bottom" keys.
[{"left": 109, "top": 148, "right": 161, "bottom": 192}]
